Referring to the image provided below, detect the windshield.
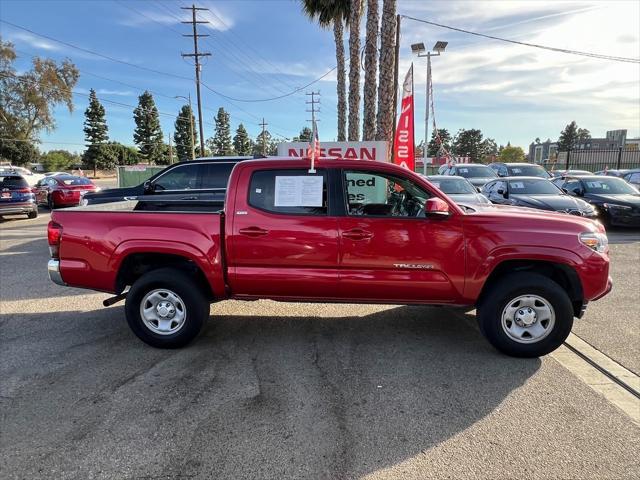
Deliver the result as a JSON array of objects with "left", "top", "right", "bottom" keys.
[
  {"left": 582, "top": 178, "right": 639, "bottom": 195},
  {"left": 509, "top": 179, "right": 561, "bottom": 195},
  {"left": 507, "top": 165, "right": 550, "bottom": 178},
  {"left": 455, "top": 165, "right": 496, "bottom": 179},
  {"left": 428, "top": 177, "right": 476, "bottom": 194},
  {"left": 57, "top": 176, "right": 92, "bottom": 186}
]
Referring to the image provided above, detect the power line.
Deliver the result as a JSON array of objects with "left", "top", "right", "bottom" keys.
[{"left": 401, "top": 15, "right": 640, "bottom": 63}]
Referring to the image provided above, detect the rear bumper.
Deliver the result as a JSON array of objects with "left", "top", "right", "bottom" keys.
[
  {"left": 48, "top": 259, "right": 66, "bottom": 286},
  {"left": 0, "top": 203, "right": 37, "bottom": 215}
]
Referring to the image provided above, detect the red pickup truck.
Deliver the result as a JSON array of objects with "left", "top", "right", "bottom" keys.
[{"left": 47, "top": 158, "right": 612, "bottom": 357}]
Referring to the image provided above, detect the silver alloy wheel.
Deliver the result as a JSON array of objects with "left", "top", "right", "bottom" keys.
[
  {"left": 500, "top": 295, "right": 555, "bottom": 344},
  {"left": 140, "top": 289, "right": 187, "bottom": 335}
]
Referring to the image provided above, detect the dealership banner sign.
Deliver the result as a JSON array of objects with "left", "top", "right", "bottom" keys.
[
  {"left": 277, "top": 141, "right": 389, "bottom": 162},
  {"left": 393, "top": 64, "right": 415, "bottom": 171}
]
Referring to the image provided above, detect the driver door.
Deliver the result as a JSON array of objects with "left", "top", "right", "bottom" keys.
[{"left": 337, "top": 169, "right": 465, "bottom": 303}]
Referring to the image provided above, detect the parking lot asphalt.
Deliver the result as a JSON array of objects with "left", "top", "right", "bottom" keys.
[{"left": 1, "top": 209, "right": 639, "bottom": 479}]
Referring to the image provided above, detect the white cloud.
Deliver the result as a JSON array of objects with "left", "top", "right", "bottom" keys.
[
  {"left": 118, "top": 2, "right": 233, "bottom": 32},
  {"left": 10, "top": 32, "right": 63, "bottom": 52},
  {"left": 76, "top": 87, "right": 135, "bottom": 97}
]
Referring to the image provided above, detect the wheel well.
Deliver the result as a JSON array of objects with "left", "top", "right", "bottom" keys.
[
  {"left": 477, "top": 260, "right": 584, "bottom": 316},
  {"left": 116, "top": 253, "right": 214, "bottom": 300}
]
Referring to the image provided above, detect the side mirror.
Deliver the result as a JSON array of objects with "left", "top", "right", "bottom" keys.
[
  {"left": 562, "top": 188, "right": 569, "bottom": 194},
  {"left": 571, "top": 187, "right": 583, "bottom": 196},
  {"left": 425, "top": 197, "right": 450, "bottom": 217},
  {"left": 143, "top": 180, "right": 154, "bottom": 193},
  {"left": 476, "top": 187, "right": 482, "bottom": 193}
]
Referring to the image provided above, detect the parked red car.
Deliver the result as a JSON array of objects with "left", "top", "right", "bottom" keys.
[
  {"left": 35, "top": 175, "right": 98, "bottom": 209},
  {"left": 47, "top": 158, "right": 612, "bottom": 357}
]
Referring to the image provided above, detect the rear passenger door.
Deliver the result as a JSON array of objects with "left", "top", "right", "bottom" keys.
[{"left": 227, "top": 168, "right": 340, "bottom": 299}]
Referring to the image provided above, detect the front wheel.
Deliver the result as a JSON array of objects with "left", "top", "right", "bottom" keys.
[
  {"left": 125, "top": 268, "right": 210, "bottom": 348},
  {"left": 477, "top": 273, "right": 573, "bottom": 358}
]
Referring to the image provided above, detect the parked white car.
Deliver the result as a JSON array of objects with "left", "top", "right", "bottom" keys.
[{"left": 0, "top": 166, "right": 45, "bottom": 186}]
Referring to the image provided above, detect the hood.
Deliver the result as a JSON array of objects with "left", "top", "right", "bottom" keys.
[
  {"left": 468, "top": 177, "right": 495, "bottom": 187},
  {"left": 448, "top": 193, "right": 490, "bottom": 204},
  {"left": 470, "top": 203, "right": 599, "bottom": 232},
  {"left": 584, "top": 193, "right": 640, "bottom": 207},
  {"left": 511, "top": 194, "right": 592, "bottom": 212},
  {"left": 83, "top": 185, "right": 142, "bottom": 199}
]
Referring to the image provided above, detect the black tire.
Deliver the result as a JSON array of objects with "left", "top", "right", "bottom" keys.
[
  {"left": 125, "top": 268, "right": 210, "bottom": 348},
  {"left": 47, "top": 196, "right": 54, "bottom": 210},
  {"left": 27, "top": 209, "right": 38, "bottom": 219},
  {"left": 477, "top": 272, "right": 573, "bottom": 358}
]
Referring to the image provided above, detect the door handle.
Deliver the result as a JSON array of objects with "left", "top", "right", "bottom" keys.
[
  {"left": 342, "top": 229, "right": 373, "bottom": 241},
  {"left": 239, "top": 226, "right": 269, "bottom": 237}
]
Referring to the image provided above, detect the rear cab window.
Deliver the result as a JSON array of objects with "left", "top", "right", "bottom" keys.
[{"left": 248, "top": 169, "right": 328, "bottom": 215}]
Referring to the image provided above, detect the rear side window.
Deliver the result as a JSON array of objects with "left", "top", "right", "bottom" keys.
[
  {"left": 200, "top": 163, "right": 235, "bottom": 189},
  {"left": 0, "top": 176, "right": 29, "bottom": 189},
  {"left": 249, "top": 169, "right": 328, "bottom": 215}
]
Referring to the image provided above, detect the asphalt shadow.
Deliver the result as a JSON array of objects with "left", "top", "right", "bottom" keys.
[{"left": 0, "top": 304, "right": 540, "bottom": 479}]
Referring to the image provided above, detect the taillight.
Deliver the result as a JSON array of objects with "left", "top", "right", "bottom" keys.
[{"left": 47, "top": 221, "right": 62, "bottom": 258}]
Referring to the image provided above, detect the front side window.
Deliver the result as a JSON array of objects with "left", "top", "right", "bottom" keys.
[
  {"left": 153, "top": 164, "right": 201, "bottom": 191},
  {"left": 344, "top": 170, "right": 431, "bottom": 217},
  {"left": 249, "top": 169, "right": 327, "bottom": 215}
]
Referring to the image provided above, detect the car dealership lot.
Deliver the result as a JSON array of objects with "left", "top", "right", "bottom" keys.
[{"left": 1, "top": 211, "right": 639, "bottom": 479}]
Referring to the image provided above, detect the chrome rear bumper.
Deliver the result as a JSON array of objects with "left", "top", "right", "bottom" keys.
[{"left": 48, "top": 259, "right": 66, "bottom": 286}]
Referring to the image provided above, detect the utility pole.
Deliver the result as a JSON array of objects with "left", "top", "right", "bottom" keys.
[
  {"left": 306, "top": 91, "right": 321, "bottom": 129},
  {"left": 181, "top": 4, "right": 211, "bottom": 158},
  {"left": 306, "top": 91, "right": 320, "bottom": 172},
  {"left": 259, "top": 118, "right": 268, "bottom": 156}
]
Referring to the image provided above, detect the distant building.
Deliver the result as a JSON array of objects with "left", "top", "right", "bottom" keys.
[
  {"left": 624, "top": 138, "right": 640, "bottom": 150},
  {"left": 529, "top": 129, "right": 633, "bottom": 160},
  {"left": 528, "top": 139, "right": 558, "bottom": 164}
]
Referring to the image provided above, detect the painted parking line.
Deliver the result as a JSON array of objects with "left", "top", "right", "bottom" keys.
[{"left": 552, "top": 332, "right": 640, "bottom": 426}]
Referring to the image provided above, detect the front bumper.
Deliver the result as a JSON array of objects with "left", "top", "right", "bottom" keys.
[
  {"left": 593, "top": 275, "right": 613, "bottom": 301},
  {"left": 48, "top": 259, "right": 67, "bottom": 286},
  {"left": 609, "top": 212, "right": 640, "bottom": 227}
]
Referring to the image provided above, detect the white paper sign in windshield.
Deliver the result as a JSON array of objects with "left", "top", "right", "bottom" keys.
[
  {"left": 274, "top": 176, "right": 323, "bottom": 207},
  {"left": 511, "top": 182, "right": 525, "bottom": 189}
]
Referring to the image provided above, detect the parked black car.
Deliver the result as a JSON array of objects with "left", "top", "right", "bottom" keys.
[
  {"left": 622, "top": 169, "right": 640, "bottom": 189},
  {"left": 439, "top": 163, "right": 498, "bottom": 189},
  {"left": 82, "top": 156, "right": 261, "bottom": 206},
  {"left": 488, "top": 162, "right": 551, "bottom": 178},
  {"left": 549, "top": 169, "right": 592, "bottom": 178},
  {"left": 482, "top": 176, "right": 597, "bottom": 218},
  {"left": 553, "top": 175, "right": 640, "bottom": 227},
  {"left": 595, "top": 169, "right": 629, "bottom": 178}
]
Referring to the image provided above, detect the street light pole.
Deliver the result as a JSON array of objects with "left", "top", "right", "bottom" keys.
[
  {"left": 411, "top": 41, "right": 448, "bottom": 175},
  {"left": 175, "top": 95, "right": 196, "bottom": 160}
]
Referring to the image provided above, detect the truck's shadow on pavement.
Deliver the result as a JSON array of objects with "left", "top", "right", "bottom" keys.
[{"left": 1, "top": 304, "right": 540, "bottom": 479}]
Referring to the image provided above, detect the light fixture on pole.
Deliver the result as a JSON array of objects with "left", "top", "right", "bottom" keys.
[
  {"left": 411, "top": 41, "right": 448, "bottom": 175},
  {"left": 174, "top": 94, "right": 196, "bottom": 160}
]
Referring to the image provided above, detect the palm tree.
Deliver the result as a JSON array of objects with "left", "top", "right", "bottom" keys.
[
  {"left": 362, "top": 0, "right": 379, "bottom": 140},
  {"left": 375, "top": 0, "right": 396, "bottom": 145},
  {"left": 347, "top": 0, "right": 363, "bottom": 141},
  {"left": 301, "top": 0, "right": 350, "bottom": 141}
]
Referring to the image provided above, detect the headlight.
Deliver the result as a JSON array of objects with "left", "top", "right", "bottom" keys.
[
  {"left": 579, "top": 232, "right": 608, "bottom": 254},
  {"left": 602, "top": 203, "right": 631, "bottom": 212}
]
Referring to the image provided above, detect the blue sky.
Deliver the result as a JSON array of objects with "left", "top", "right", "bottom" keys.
[{"left": 1, "top": 0, "right": 639, "bottom": 153}]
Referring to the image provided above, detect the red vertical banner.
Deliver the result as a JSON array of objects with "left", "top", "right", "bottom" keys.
[{"left": 393, "top": 64, "right": 415, "bottom": 171}]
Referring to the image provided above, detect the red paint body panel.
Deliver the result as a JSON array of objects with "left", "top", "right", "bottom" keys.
[{"left": 50, "top": 158, "right": 611, "bottom": 309}]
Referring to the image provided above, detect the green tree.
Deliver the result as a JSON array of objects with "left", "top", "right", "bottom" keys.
[
  {"left": 301, "top": 0, "right": 349, "bottom": 141},
  {"left": 0, "top": 39, "right": 79, "bottom": 165},
  {"left": 41, "top": 149, "right": 79, "bottom": 171},
  {"left": 498, "top": 145, "right": 526, "bottom": 163},
  {"left": 207, "top": 107, "right": 234, "bottom": 156},
  {"left": 293, "top": 126, "right": 313, "bottom": 142},
  {"left": 427, "top": 128, "right": 453, "bottom": 156},
  {"left": 233, "top": 123, "right": 253, "bottom": 155},
  {"left": 558, "top": 121, "right": 591, "bottom": 151},
  {"left": 173, "top": 104, "right": 196, "bottom": 162},
  {"left": 83, "top": 88, "right": 109, "bottom": 176},
  {"left": 481, "top": 137, "right": 498, "bottom": 162},
  {"left": 453, "top": 128, "right": 485, "bottom": 163},
  {"left": 253, "top": 129, "right": 277, "bottom": 156},
  {"left": 133, "top": 91, "right": 164, "bottom": 164}
]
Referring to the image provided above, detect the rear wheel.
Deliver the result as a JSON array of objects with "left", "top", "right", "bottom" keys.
[
  {"left": 125, "top": 268, "right": 210, "bottom": 348},
  {"left": 47, "top": 195, "right": 54, "bottom": 210},
  {"left": 477, "top": 273, "right": 573, "bottom": 357},
  {"left": 27, "top": 209, "right": 38, "bottom": 219}
]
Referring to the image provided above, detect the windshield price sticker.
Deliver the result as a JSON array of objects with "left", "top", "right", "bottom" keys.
[
  {"left": 511, "top": 182, "right": 525, "bottom": 189},
  {"left": 586, "top": 181, "right": 602, "bottom": 188},
  {"left": 512, "top": 168, "right": 522, "bottom": 173},
  {"left": 431, "top": 181, "right": 440, "bottom": 188},
  {"left": 459, "top": 168, "right": 469, "bottom": 173},
  {"left": 274, "top": 176, "right": 323, "bottom": 207}
]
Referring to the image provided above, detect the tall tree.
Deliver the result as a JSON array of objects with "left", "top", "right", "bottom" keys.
[
  {"left": 347, "top": 0, "right": 363, "bottom": 141},
  {"left": 133, "top": 91, "right": 164, "bottom": 164},
  {"left": 83, "top": 89, "right": 109, "bottom": 176},
  {"left": 253, "top": 129, "right": 277, "bottom": 156},
  {"left": 375, "top": 0, "right": 397, "bottom": 146},
  {"left": 233, "top": 123, "right": 253, "bottom": 155},
  {"left": 1, "top": 39, "right": 79, "bottom": 165},
  {"left": 453, "top": 128, "right": 485, "bottom": 163},
  {"left": 427, "top": 128, "right": 452, "bottom": 156},
  {"left": 481, "top": 137, "right": 498, "bottom": 162},
  {"left": 293, "top": 126, "right": 313, "bottom": 142},
  {"left": 362, "top": 0, "right": 379, "bottom": 140},
  {"left": 498, "top": 145, "right": 526, "bottom": 163},
  {"left": 301, "top": 1, "right": 349, "bottom": 141},
  {"left": 558, "top": 121, "right": 591, "bottom": 151},
  {"left": 207, "top": 107, "right": 234, "bottom": 156},
  {"left": 174, "top": 104, "right": 196, "bottom": 162}
]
